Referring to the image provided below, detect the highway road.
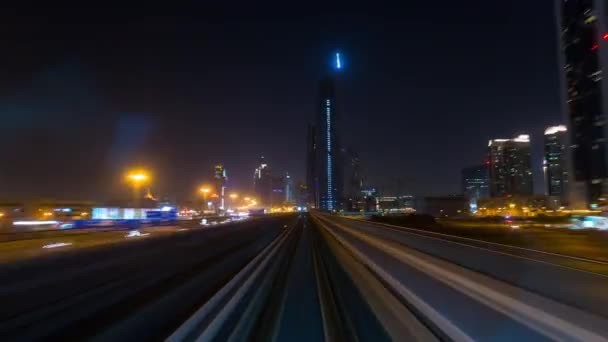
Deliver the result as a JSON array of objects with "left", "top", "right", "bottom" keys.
[{"left": 2, "top": 212, "right": 608, "bottom": 341}]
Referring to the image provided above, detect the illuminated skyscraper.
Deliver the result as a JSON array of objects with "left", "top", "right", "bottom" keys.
[
  {"left": 488, "top": 135, "right": 533, "bottom": 197},
  {"left": 253, "top": 156, "right": 272, "bottom": 206},
  {"left": 544, "top": 125, "right": 569, "bottom": 203},
  {"left": 462, "top": 164, "right": 490, "bottom": 200},
  {"left": 310, "top": 53, "right": 344, "bottom": 211},
  {"left": 285, "top": 173, "right": 295, "bottom": 204},
  {"left": 556, "top": 0, "right": 608, "bottom": 207},
  {"left": 214, "top": 164, "right": 227, "bottom": 210}
]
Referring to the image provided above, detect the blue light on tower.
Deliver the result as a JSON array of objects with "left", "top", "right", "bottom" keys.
[{"left": 335, "top": 52, "right": 341, "bottom": 69}]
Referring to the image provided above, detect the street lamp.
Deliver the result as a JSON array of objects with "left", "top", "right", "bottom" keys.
[
  {"left": 126, "top": 170, "right": 149, "bottom": 207},
  {"left": 200, "top": 187, "right": 211, "bottom": 212},
  {"left": 127, "top": 173, "right": 148, "bottom": 182}
]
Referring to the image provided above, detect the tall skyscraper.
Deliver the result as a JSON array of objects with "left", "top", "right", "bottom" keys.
[
  {"left": 308, "top": 53, "right": 344, "bottom": 211},
  {"left": 555, "top": 0, "right": 608, "bottom": 207},
  {"left": 214, "top": 164, "right": 227, "bottom": 210},
  {"left": 253, "top": 156, "right": 272, "bottom": 207},
  {"left": 544, "top": 125, "right": 569, "bottom": 203},
  {"left": 285, "top": 173, "right": 295, "bottom": 204},
  {"left": 462, "top": 164, "right": 490, "bottom": 201},
  {"left": 488, "top": 134, "right": 533, "bottom": 197}
]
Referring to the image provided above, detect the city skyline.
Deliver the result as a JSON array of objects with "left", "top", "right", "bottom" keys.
[
  {"left": 4, "top": 6, "right": 608, "bottom": 342},
  {"left": 0, "top": 4, "right": 569, "bottom": 200}
]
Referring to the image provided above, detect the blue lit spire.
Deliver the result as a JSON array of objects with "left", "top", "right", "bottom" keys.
[{"left": 335, "top": 52, "right": 342, "bottom": 69}]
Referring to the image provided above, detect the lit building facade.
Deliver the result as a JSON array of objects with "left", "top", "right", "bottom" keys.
[
  {"left": 285, "top": 173, "right": 295, "bottom": 204},
  {"left": 555, "top": 0, "right": 608, "bottom": 207},
  {"left": 308, "top": 53, "right": 344, "bottom": 211},
  {"left": 462, "top": 164, "right": 490, "bottom": 201},
  {"left": 318, "top": 77, "right": 339, "bottom": 210},
  {"left": 544, "top": 125, "right": 569, "bottom": 203},
  {"left": 214, "top": 164, "right": 227, "bottom": 210},
  {"left": 253, "top": 156, "right": 272, "bottom": 207},
  {"left": 488, "top": 135, "right": 533, "bottom": 197}
]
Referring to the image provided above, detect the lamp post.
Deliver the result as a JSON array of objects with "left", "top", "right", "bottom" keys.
[
  {"left": 200, "top": 187, "right": 210, "bottom": 213},
  {"left": 126, "top": 170, "right": 149, "bottom": 207}
]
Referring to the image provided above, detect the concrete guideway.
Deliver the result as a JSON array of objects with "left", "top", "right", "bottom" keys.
[{"left": 315, "top": 213, "right": 608, "bottom": 341}]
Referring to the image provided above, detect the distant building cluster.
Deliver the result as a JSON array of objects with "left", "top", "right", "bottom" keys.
[
  {"left": 252, "top": 156, "right": 296, "bottom": 208},
  {"left": 453, "top": 2, "right": 608, "bottom": 215}
]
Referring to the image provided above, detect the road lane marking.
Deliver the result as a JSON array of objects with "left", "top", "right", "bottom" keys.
[{"left": 323, "top": 216, "right": 608, "bottom": 342}]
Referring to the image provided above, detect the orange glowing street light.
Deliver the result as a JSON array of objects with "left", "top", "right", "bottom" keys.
[
  {"left": 126, "top": 170, "right": 149, "bottom": 184},
  {"left": 229, "top": 193, "right": 239, "bottom": 200},
  {"left": 244, "top": 197, "right": 251, "bottom": 201},
  {"left": 200, "top": 186, "right": 211, "bottom": 211},
  {"left": 126, "top": 169, "right": 150, "bottom": 206}
]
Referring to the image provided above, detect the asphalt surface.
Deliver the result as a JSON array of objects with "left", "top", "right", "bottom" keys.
[{"left": 3, "top": 212, "right": 608, "bottom": 341}]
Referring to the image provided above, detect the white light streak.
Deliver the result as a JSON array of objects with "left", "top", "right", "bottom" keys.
[
  {"left": 14, "top": 221, "right": 58, "bottom": 226},
  {"left": 125, "top": 230, "right": 150, "bottom": 238},
  {"left": 42, "top": 242, "right": 73, "bottom": 249}
]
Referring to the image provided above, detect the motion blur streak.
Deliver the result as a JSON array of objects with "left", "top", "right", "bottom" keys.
[
  {"left": 13, "top": 221, "right": 58, "bottom": 226},
  {"left": 41, "top": 242, "right": 72, "bottom": 249},
  {"left": 320, "top": 216, "right": 605, "bottom": 341}
]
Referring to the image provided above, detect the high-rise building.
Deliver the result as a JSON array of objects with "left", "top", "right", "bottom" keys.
[
  {"left": 253, "top": 156, "right": 272, "bottom": 207},
  {"left": 544, "top": 125, "right": 569, "bottom": 203},
  {"left": 555, "top": 0, "right": 608, "bottom": 207},
  {"left": 488, "top": 134, "right": 533, "bottom": 197},
  {"left": 462, "top": 164, "right": 490, "bottom": 201},
  {"left": 308, "top": 53, "right": 344, "bottom": 211},
  {"left": 285, "top": 173, "right": 295, "bottom": 204},
  {"left": 214, "top": 164, "right": 227, "bottom": 210}
]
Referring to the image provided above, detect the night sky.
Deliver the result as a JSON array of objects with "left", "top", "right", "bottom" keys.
[{"left": 0, "top": 3, "right": 562, "bottom": 201}]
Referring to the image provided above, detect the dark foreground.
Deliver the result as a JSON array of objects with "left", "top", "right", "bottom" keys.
[{"left": 2, "top": 213, "right": 608, "bottom": 341}]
